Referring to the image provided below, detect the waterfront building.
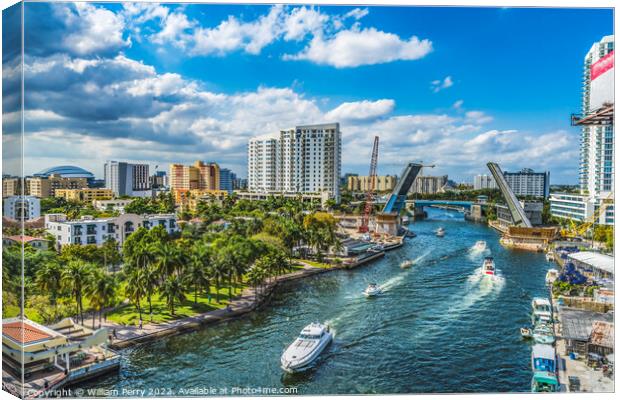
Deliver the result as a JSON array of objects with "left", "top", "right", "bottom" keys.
[
  {"left": 248, "top": 123, "right": 342, "bottom": 201},
  {"left": 2, "top": 317, "right": 119, "bottom": 398},
  {"left": 503, "top": 168, "right": 550, "bottom": 198},
  {"left": 104, "top": 161, "right": 150, "bottom": 197},
  {"left": 220, "top": 168, "right": 234, "bottom": 194},
  {"left": 45, "top": 212, "right": 179, "bottom": 249},
  {"left": 3, "top": 195, "right": 40, "bottom": 221},
  {"left": 55, "top": 188, "right": 114, "bottom": 202},
  {"left": 347, "top": 175, "right": 396, "bottom": 192},
  {"left": 549, "top": 193, "right": 593, "bottom": 222},
  {"left": 2, "top": 235, "right": 49, "bottom": 250},
  {"left": 409, "top": 175, "right": 448, "bottom": 195},
  {"left": 92, "top": 198, "right": 133, "bottom": 213},
  {"left": 474, "top": 174, "right": 497, "bottom": 190},
  {"left": 26, "top": 175, "right": 88, "bottom": 198},
  {"left": 566, "top": 251, "right": 614, "bottom": 282},
  {"left": 33, "top": 165, "right": 95, "bottom": 185},
  {"left": 2, "top": 176, "right": 22, "bottom": 197},
  {"left": 496, "top": 201, "right": 543, "bottom": 227},
  {"left": 552, "top": 35, "right": 614, "bottom": 226},
  {"left": 169, "top": 161, "right": 220, "bottom": 191}
]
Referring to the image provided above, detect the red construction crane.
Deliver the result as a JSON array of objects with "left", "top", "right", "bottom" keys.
[{"left": 359, "top": 136, "right": 379, "bottom": 233}]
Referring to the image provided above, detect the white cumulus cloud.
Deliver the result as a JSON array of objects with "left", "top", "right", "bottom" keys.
[
  {"left": 325, "top": 99, "right": 395, "bottom": 122},
  {"left": 431, "top": 76, "right": 454, "bottom": 93}
]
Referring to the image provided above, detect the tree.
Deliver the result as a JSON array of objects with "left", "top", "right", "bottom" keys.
[
  {"left": 185, "top": 243, "right": 211, "bottom": 304},
  {"left": 154, "top": 242, "right": 181, "bottom": 279},
  {"left": 303, "top": 211, "right": 340, "bottom": 261},
  {"left": 88, "top": 269, "right": 117, "bottom": 328},
  {"left": 142, "top": 266, "right": 159, "bottom": 321},
  {"left": 61, "top": 261, "right": 93, "bottom": 325},
  {"left": 35, "top": 261, "right": 63, "bottom": 308},
  {"left": 160, "top": 275, "right": 186, "bottom": 315},
  {"left": 125, "top": 268, "right": 146, "bottom": 323},
  {"left": 101, "top": 238, "right": 122, "bottom": 272}
]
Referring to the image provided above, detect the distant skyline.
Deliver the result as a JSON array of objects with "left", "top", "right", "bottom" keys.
[{"left": 2, "top": 3, "right": 613, "bottom": 183}]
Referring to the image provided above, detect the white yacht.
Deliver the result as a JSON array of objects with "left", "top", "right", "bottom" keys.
[
  {"left": 400, "top": 260, "right": 413, "bottom": 269},
  {"left": 545, "top": 269, "right": 559, "bottom": 286},
  {"left": 481, "top": 256, "right": 496, "bottom": 277},
  {"left": 473, "top": 240, "right": 487, "bottom": 251},
  {"left": 531, "top": 298, "right": 552, "bottom": 325},
  {"left": 281, "top": 323, "right": 333, "bottom": 372},
  {"left": 436, "top": 227, "right": 445, "bottom": 237},
  {"left": 364, "top": 283, "right": 382, "bottom": 297}
]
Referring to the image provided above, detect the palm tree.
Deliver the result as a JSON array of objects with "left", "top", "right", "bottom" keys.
[
  {"left": 35, "top": 261, "right": 63, "bottom": 309},
  {"left": 61, "top": 261, "right": 93, "bottom": 325},
  {"left": 88, "top": 269, "right": 117, "bottom": 328},
  {"left": 186, "top": 243, "right": 211, "bottom": 304},
  {"left": 210, "top": 258, "right": 227, "bottom": 304},
  {"left": 160, "top": 275, "right": 186, "bottom": 315},
  {"left": 142, "top": 265, "right": 159, "bottom": 321},
  {"left": 154, "top": 242, "right": 180, "bottom": 279},
  {"left": 125, "top": 268, "right": 146, "bottom": 324}
]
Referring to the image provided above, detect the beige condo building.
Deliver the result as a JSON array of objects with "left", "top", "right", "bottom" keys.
[{"left": 347, "top": 175, "right": 397, "bottom": 192}]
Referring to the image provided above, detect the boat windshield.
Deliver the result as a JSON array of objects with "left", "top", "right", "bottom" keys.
[{"left": 299, "top": 334, "right": 321, "bottom": 340}]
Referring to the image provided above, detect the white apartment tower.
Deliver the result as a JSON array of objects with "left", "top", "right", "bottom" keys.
[{"left": 248, "top": 123, "right": 341, "bottom": 201}]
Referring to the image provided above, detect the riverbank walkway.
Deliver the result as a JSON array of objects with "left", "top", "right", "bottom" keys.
[{"left": 100, "top": 260, "right": 332, "bottom": 348}]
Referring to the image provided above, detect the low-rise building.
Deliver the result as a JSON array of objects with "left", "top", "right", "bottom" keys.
[
  {"left": 174, "top": 189, "right": 229, "bottom": 212},
  {"left": 55, "top": 188, "right": 114, "bottom": 202},
  {"left": 347, "top": 175, "right": 396, "bottom": 192},
  {"left": 26, "top": 175, "right": 88, "bottom": 198},
  {"left": 2, "top": 177, "right": 22, "bottom": 197},
  {"left": 496, "top": 201, "right": 543, "bottom": 227},
  {"left": 558, "top": 307, "right": 613, "bottom": 356},
  {"left": 45, "top": 213, "right": 179, "bottom": 249},
  {"left": 549, "top": 193, "right": 593, "bottom": 222},
  {"left": 93, "top": 199, "right": 133, "bottom": 213},
  {"left": 2, "top": 235, "right": 49, "bottom": 250},
  {"left": 3, "top": 195, "right": 40, "bottom": 221}
]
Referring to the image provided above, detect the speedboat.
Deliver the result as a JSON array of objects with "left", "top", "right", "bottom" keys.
[
  {"left": 363, "top": 283, "right": 382, "bottom": 297},
  {"left": 400, "top": 260, "right": 413, "bottom": 269},
  {"left": 545, "top": 269, "right": 559, "bottom": 286},
  {"left": 436, "top": 227, "right": 445, "bottom": 237},
  {"left": 281, "top": 322, "right": 333, "bottom": 372},
  {"left": 546, "top": 251, "right": 555, "bottom": 262},
  {"left": 473, "top": 240, "right": 487, "bottom": 251},
  {"left": 481, "top": 257, "right": 496, "bottom": 276},
  {"left": 533, "top": 328, "right": 555, "bottom": 345},
  {"left": 531, "top": 371, "right": 559, "bottom": 392},
  {"left": 531, "top": 298, "right": 552, "bottom": 325}
]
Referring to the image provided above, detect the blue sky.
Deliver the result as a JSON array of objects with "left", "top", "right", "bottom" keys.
[{"left": 3, "top": 3, "right": 613, "bottom": 183}]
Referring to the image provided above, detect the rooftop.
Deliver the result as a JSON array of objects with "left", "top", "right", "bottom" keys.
[
  {"left": 559, "top": 307, "right": 613, "bottom": 341},
  {"left": 3, "top": 235, "right": 48, "bottom": 243},
  {"left": 567, "top": 251, "right": 614, "bottom": 274},
  {"left": 33, "top": 165, "right": 94, "bottom": 179},
  {"left": 532, "top": 344, "right": 556, "bottom": 360},
  {"left": 590, "top": 321, "right": 614, "bottom": 349},
  {"left": 2, "top": 318, "right": 61, "bottom": 345}
]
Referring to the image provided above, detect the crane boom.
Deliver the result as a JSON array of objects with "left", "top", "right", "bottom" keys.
[{"left": 359, "top": 136, "right": 379, "bottom": 233}]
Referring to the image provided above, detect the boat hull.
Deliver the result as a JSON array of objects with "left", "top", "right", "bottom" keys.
[{"left": 281, "top": 334, "right": 333, "bottom": 372}]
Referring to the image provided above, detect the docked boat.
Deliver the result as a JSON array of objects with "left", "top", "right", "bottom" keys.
[
  {"left": 473, "top": 240, "right": 487, "bottom": 251},
  {"left": 401, "top": 215, "right": 410, "bottom": 225},
  {"left": 281, "top": 322, "right": 333, "bottom": 372},
  {"left": 531, "top": 344, "right": 557, "bottom": 373},
  {"left": 531, "top": 371, "right": 559, "bottom": 392},
  {"left": 481, "top": 257, "right": 496, "bottom": 276},
  {"left": 546, "top": 251, "right": 555, "bottom": 262},
  {"left": 363, "top": 283, "right": 382, "bottom": 297},
  {"left": 520, "top": 327, "right": 532, "bottom": 339},
  {"left": 532, "top": 325, "right": 555, "bottom": 345},
  {"left": 436, "top": 228, "right": 445, "bottom": 237},
  {"left": 545, "top": 269, "right": 559, "bottom": 286},
  {"left": 531, "top": 298, "right": 552, "bottom": 325},
  {"left": 400, "top": 260, "right": 413, "bottom": 269}
]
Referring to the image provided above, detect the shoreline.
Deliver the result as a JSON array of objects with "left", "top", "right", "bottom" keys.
[{"left": 106, "top": 237, "right": 402, "bottom": 350}]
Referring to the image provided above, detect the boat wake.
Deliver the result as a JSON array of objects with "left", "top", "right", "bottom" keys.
[{"left": 381, "top": 273, "right": 406, "bottom": 292}]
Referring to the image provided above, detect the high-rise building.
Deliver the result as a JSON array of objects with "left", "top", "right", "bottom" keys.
[
  {"left": 410, "top": 175, "right": 448, "bottom": 195},
  {"left": 551, "top": 35, "right": 614, "bottom": 225},
  {"left": 473, "top": 174, "right": 497, "bottom": 190},
  {"left": 149, "top": 171, "right": 168, "bottom": 189},
  {"left": 248, "top": 123, "right": 341, "bottom": 201},
  {"left": 169, "top": 161, "right": 220, "bottom": 192},
  {"left": 220, "top": 168, "right": 234, "bottom": 194},
  {"left": 503, "top": 168, "right": 550, "bottom": 198},
  {"left": 104, "top": 161, "right": 150, "bottom": 197}
]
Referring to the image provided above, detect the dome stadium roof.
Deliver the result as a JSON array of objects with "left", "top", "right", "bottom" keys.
[{"left": 33, "top": 165, "right": 95, "bottom": 179}]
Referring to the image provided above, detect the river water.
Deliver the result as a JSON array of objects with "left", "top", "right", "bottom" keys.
[{"left": 78, "top": 208, "right": 550, "bottom": 395}]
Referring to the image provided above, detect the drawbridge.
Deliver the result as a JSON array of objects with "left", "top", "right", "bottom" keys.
[
  {"left": 382, "top": 163, "right": 423, "bottom": 215},
  {"left": 487, "top": 162, "right": 532, "bottom": 228}
]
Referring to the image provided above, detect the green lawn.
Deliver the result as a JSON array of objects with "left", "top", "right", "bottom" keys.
[
  {"left": 293, "top": 258, "right": 333, "bottom": 269},
  {"left": 106, "top": 281, "right": 247, "bottom": 325}
]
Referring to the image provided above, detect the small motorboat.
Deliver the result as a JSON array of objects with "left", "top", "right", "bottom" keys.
[
  {"left": 281, "top": 322, "right": 333, "bottom": 372},
  {"left": 436, "top": 227, "right": 445, "bottom": 237},
  {"left": 473, "top": 240, "right": 487, "bottom": 251},
  {"left": 400, "top": 260, "right": 413, "bottom": 269},
  {"left": 545, "top": 269, "right": 559, "bottom": 286},
  {"left": 546, "top": 251, "right": 555, "bottom": 262},
  {"left": 531, "top": 298, "right": 552, "bottom": 325},
  {"left": 521, "top": 327, "right": 532, "bottom": 339},
  {"left": 481, "top": 257, "right": 496, "bottom": 276},
  {"left": 533, "top": 330, "right": 555, "bottom": 345},
  {"left": 363, "top": 283, "right": 382, "bottom": 297}
]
